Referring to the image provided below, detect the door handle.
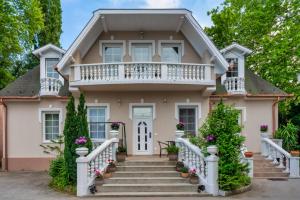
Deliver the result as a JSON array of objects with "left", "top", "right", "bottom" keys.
[{"left": 149, "top": 132, "right": 152, "bottom": 138}]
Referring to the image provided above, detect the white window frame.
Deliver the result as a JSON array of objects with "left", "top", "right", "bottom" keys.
[
  {"left": 99, "top": 40, "right": 126, "bottom": 62},
  {"left": 86, "top": 103, "right": 110, "bottom": 142},
  {"left": 45, "top": 58, "right": 60, "bottom": 79},
  {"left": 38, "top": 108, "right": 63, "bottom": 143},
  {"left": 158, "top": 40, "right": 184, "bottom": 63},
  {"left": 175, "top": 103, "right": 200, "bottom": 135},
  {"left": 129, "top": 103, "right": 156, "bottom": 120},
  {"left": 235, "top": 107, "right": 247, "bottom": 125}
]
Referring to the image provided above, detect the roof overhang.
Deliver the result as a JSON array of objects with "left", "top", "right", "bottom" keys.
[
  {"left": 220, "top": 42, "right": 252, "bottom": 55},
  {"left": 57, "top": 9, "right": 228, "bottom": 74},
  {"left": 32, "top": 44, "right": 66, "bottom": 57}
]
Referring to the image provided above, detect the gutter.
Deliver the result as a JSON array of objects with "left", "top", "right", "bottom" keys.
[
  {"left": 0, "top": 98, "right": 7, "bottom": 170},
  {"left": 272, "top": 97, "right": 282, "bottom": 137}
]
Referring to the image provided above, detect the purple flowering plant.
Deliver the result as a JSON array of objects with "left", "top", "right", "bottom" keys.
[
  {"left": 206, "top": 134, "right": 216, "bottom": 145},
  {"left": 260, "top": 124, "right": 268, "bottom": 132},
  {"left": 176, "top": 122, "right": 185, "bottom": 131},
  {"left": 75, "top": 136, "right": 87, "bottom": 147}
]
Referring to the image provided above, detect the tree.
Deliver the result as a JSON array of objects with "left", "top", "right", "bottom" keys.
[
  {"left": 197, "top": 102, "right": 250, "bottom": 190},
  {"left": 77, "top": 93, "right": 93, "bottom": 152},
  {"left": 0, "top": 0, "right": 44, "bottom": 89},
  {"left": 205, "top": 0, "right": 300, "bottom": 121},
  {"left": 36, "top": 0, "right": 62, "bottom": 47},
  {"left": 63, "top": 96, "right": 78, "bottom": 185}
]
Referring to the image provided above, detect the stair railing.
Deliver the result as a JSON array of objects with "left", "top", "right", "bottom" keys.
[
  {"left": 261, "top": 136, "right": 300, "bottom": 178},
  {"left": 175, "top": 138, "right": 219, "bottom": 196},
  {"left": 76, "top": 137, "right": 119, "bottom": 197},
  {"left": 240, "top": 145, "right": 253, "bottom": 177}
]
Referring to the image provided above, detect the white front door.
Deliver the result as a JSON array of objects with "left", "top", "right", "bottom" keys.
[{"left": 133, "top": 107, "right": 153, "bottom": 155}]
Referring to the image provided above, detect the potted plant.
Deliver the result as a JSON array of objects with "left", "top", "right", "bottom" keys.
[
  {"left": 166, "top": 145, "right": 179, "bottom": 161},
  {"left": 175, "top": 161, "right": 184, "bottom": 172},
  {"left": 111, "top": 122, "right": 120, "bottom": 131},
  {"left": 75, "top": 136, "right": 88, "bottom": 147},
  {"left": 290, "top": 150, "right": 300, "bottom": 157},
  {"left": 94, "top": 169, "right": 104, "bottom": 184},
  {"left": 103, "top": 168, "right": 112, "bottom": 179},
  {"left": 189, "top": 168, "right": 198, "bottom": 184},
  {"left": 116, "top": 146, "right": 127, "bottom": 162},
  {"left": 175, "top": 122, "right": 185, "bottom": 138},
  {"left": 244, "top": 151, "right": 253, "bottom": 158},
  {"left": 106, "top": 159, "right": 117, "bottom": 172},
  {"left": 260, "top": 124, "right": 268, "bottom": 132},
  {"left": 180, "top": 167, "right": 189, "bottom": 178}
]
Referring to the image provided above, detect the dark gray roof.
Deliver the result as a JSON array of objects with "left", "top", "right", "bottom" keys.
[
  {"left": 0, "top": 66, "right": 69, "bottom": 97},
  {"left": 215, "top": 68, "right": 287, "bottom": 96}
]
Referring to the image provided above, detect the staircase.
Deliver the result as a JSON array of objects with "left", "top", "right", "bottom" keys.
[
  {"left": 94, "top": 159, "right": 210, "bottom": 197},
  {"left": 253, "top": 154, "right": 289, "bottom": 180}
]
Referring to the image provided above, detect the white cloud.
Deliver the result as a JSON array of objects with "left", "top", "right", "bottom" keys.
[{"left": 144, "top": 0, "right": 181, "bottom": 8}]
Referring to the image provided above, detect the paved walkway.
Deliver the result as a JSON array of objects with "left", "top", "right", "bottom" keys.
[{"left": 0, "top": 171, "right": 299, "bottom": 200}]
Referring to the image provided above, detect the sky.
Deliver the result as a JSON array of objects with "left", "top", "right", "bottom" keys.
[{"left": 61, "top": 0, "right": 224, "bottom": 49}]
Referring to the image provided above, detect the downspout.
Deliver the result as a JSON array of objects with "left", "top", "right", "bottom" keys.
[
  {"left": 272, "top": 97, "right": 280, "bottom": 137},
  {"left": 0, "top": 98, "right": 7, "bottom": 171},
  {"left": 55, "top": 66, "right": 68, "bottom": 81}
]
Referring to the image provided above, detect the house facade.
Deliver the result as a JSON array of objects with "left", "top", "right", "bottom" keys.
[{"left": 0, "top": 9, "right": 288, "bottom": 171}]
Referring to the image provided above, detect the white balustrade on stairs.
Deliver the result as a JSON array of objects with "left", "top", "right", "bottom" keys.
[
  {"left": 261, "top": 136, "right": 300, "bottom": 178},
  {"left": 76, "top": 138, "right": 119, "bottom": 197},
  {"left": 240, "top": 145, "right": 254, "bottom": 178},
  {"left": 175, "top": 138, "right": 219, "bottom": 196}
]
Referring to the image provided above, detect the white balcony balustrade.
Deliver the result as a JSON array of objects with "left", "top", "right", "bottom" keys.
[
  {"left": 224, "top": 77, "right": 245, "bottom": 94},
  {"left": 40, "top": 77, "right": 63, "bottom": 96},
  {"left": 72, "top": 62, "right": 214, "bottom": 86}
]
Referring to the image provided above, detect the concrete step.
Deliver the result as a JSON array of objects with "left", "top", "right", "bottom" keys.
[
  {"left": 104, "top": 177, "right": 188, "bottom": 184},
  {"left": 254, "top": 177, "right": 288, "bottom": 180},
  {"left": 254, "top": 167, "right": 285, "bottom": 173},
  {"left": 254, "top": 172, "right": 289, "bottom": 178},
  {"left": 253, "top": 162, "right": 276, "bottom": 168},
  {"left": 93, "top": 192, "right": 209, "bottom": 197},
  {"left": 118, "top": 160, "right": 176, "bottom": 166},
  {"left": 117, "top": 165, "right": 175, "bottom": 171},
  {"left": 113, "top": 171, "right": 180, "bottom": 177},
  {"left": 97, "top": 183, "right": 198, "bottom": 193}
]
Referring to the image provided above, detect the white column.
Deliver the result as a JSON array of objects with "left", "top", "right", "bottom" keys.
[
  {"left": 74, "top": 66, "right": 81, "bottom": 81},
  {"left": 118, "top": 64, "right": 124, "bottom": 80},
  {"left": 206, "top": 145, "right": 219, "bottom": 196},
  {"left": 76, "top": 147, "right": 89, "bottom": 197},
  {"left": 204, "top": 65, "right": 211, "bottom": 81},
  {"left": 112, "top": 141, "right": 118, "bottom": 161},
  {"left": 289, "top": 157, "right": 300, "bottom": 177},
  {"left": 161, "top": 64, "right": 168, "bottom": 80},
  {"left": 261, "top": 134, "right": 268, "bottom": 156},
  {"left": 245, "top": 157, "right": 253, "bottom": 177}
]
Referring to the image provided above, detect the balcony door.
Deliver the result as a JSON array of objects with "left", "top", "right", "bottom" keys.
[
  {"left": 132, "top": 43, "right": 152, "bottom": 62},
  {"left": 133, "top": 107, "right": 153, "bottom": 155}
]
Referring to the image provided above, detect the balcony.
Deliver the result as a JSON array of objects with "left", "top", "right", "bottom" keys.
[
  {"left": 71, "top": 62, "right": 214, "bottom": 89},
  {"left": 40, "top": 77, "right": 63, "bottom": 96},
  {"left": 224, "top": 77, "right": 245, "bottom": 94}
]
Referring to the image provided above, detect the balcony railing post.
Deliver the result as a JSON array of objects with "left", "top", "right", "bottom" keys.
[
  {"left": 76, "top": 147, "right": 89, "bottom": 197},
  {"left": 118, "top": 64, "right": 125, "bottom": 80},
  {"left": 289, "top": 157, "right": 300, "bottom": 177},
  {"left": 204, "top": 65, "right": 211, "bottom": 81},
  {"left": 206, "top": 146, "right": 219, "bottom": 196},
  {"left": 161, "top": 64, "right": 168, "bottom": 80},
  {"left": 74, "top": 66, "right": 81, "bottom": 81}
]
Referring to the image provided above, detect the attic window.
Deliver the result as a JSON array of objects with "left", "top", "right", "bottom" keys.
[
  {"left": 226, "top": 58, "right": 238, "bottom": 77},
  {"left": 46, "top": 58, "right": 59, "bottom": 79}
]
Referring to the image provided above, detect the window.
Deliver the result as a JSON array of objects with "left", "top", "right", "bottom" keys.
[
  {"left": 87, "top": 106, "right": 107, "bottom": 140},
  {"left": 161, "top": 44, "right": 181, "bottom": 63},
  {"left": 103, "top": 44, "right": 122, "bottom": 63},
  {"left": 226, "top": 58, "right": 238, "bottom": 77},
  {"left": 178, "top": 106, "right": 197, "bottom": 135},
  {"left": 43, "top": 112, "right": 60, "bottom": 142},
  {"left": 46, "top": 58, "right": 59, "bottom": 79},
  {"left": 132, "top": 44, "right": 152, "bottom": 62}
]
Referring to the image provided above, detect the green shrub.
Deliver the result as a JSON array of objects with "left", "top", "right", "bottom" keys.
[
  {"left": 49, "top": 156, "right": 65, "bottom": 178},
  {"left": 166, "top": 145, "right": 179, "bottom": 154},
  {"left": 274, "top": 121, "right": 299, "bottom": 152},
  {"left": 117, "top": 146, "right": 127, "bottom": 153},
  {"left": 180, "top": 167, "right": 188, "bottom": 173},
  {"left": 196, "top": 101, "right": 250, "bottom": 191}
]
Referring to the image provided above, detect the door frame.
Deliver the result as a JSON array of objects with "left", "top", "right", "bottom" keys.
[{"left": 131, "top": 105, "right": 154, "bottom": 155}]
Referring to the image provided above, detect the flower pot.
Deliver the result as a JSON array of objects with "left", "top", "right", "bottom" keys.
[
  {"left": 189, "top": 176, "right": 199, "bottom": 184},
  {"left": 75, "top": 147, "right": 89, "bottom": 157},
  {"left": 109, "top": 130, "right": 119, "bottom": 139},
  {"left": 290, "top": 150, "right": 300, "bottom": 157},
  {"left": 104, "top": 172, "right": 112, "bottom": 179},
  {"left": 168, "top": 153, "right": 178, "bottom": 161},
  {"left": 116, "top": 152, "right": 126, "bottom": 162},
  {"left": 175, "top": 130, "right": 184, "bottom": 138},
  {"left": 207, "top": 145, "right": 218, "bottom": 155},
  {"left": 181, "top": 172, "right": 189, "bottom": 178},
  {"left": 244, "top": 151, "right": 253, "bottom": 158}
]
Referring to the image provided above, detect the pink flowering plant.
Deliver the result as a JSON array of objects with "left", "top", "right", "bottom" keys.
[
  {"left": 95, "top": 169, "right": 103, "bottom": 179},
  {"left": 176, "top": 122, "right": 185, "bottom": 131},
  {"left": 75, "top": 136, "right": 88, "bottom": 147},
  {"left": 189, "top": 167, "right": 197, "bottom": 177},
  {"left": 260, "top": 124, "right": 268, "bottom": 132}
]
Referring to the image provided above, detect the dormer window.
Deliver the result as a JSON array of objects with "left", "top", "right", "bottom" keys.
[
  {"left": 226, "top": 58, "right": 238, "bottom": 77},
  {"left": 46, "top": 58, "right": 59, "bottom": 79}
]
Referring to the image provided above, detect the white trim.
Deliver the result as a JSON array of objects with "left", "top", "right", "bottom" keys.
[
  {"left": 235, "top": 107, "right": 247, "bottom": 123},
  {"left": 221, "top": 42, "right": 252, "bottom": 55},
  {"left": 94, "top": 9, "right": 191, "bottom": 15},
  {"left": 175, "top": 103, "right": 201, "bottom": 120},
  {"left": 86, "top": 103, "right": 110, "bottom": 121},
  {"left": 128, "top": 40, "right": 155, "bottom": 57},
  {"left": 158, "top": 40, "right": 184, "bottom": 57},
  {"left": 39, "top": 108, "right": 63, "bottom": 143},
  {"left": 99, "top": 40, "right": 126, "bottom": 58},
  {"left": 33, "top": 44, "right": 65, "bottom": 57},
  {"left": 129, "top": 103, "right": 156, "bottom": 120}
]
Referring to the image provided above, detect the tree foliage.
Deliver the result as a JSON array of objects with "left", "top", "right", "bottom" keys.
[
  {"left": 77, "top": 93, "right": 93, "bottom": 152},
  {"left": 205, "top": 0, "right": 300, "bottom": 119},
  {"left": 193, "top": 102, "right": 250, "bottom": 191}
]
